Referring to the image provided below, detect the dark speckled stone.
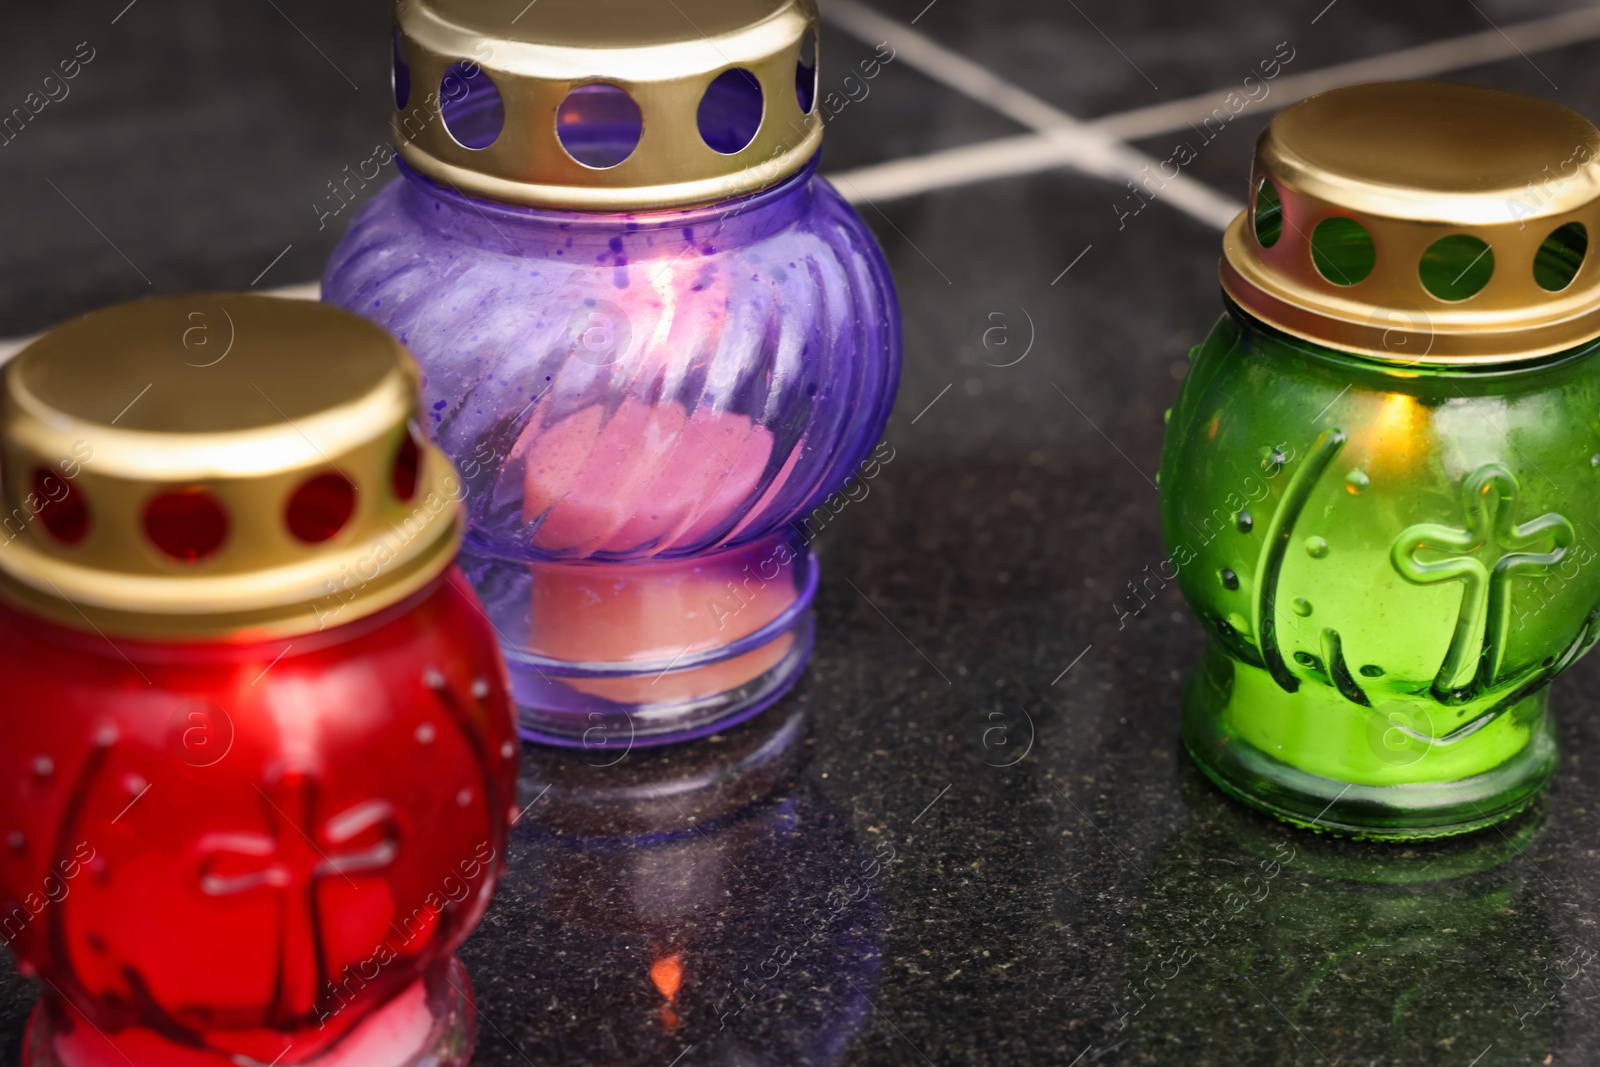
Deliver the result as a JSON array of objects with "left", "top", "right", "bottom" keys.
[{"left": 9, "top": 1, "right": 1600, "bottom": 1064}]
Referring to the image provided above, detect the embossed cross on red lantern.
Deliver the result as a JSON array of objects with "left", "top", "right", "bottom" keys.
[
  {"left": 198, "top": 768, "right": 400, "bottom": 1023},
  {"left": 0, "top": 294, "right": 518, "bottom": 1067}
]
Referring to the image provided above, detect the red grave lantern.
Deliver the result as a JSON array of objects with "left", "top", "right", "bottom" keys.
[{"left": 0, "top": 295, "right": 518, "bottom": 1067}]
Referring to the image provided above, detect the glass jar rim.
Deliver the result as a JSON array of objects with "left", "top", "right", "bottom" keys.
[
  {"left": 398, "top": 153, "right": 821, "bottom": 231},
  {"left": 1224, "top": 294, "right": 1600, "bottom": 382}
]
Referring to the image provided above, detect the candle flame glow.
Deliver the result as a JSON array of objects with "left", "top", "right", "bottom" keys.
[{"left": 1363, "top": 391, "right": 1424, "bottom": 477}]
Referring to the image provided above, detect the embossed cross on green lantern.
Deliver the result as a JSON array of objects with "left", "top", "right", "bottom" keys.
[
  {"left": 1161, "top": 82, "right": 1600, "bottom": 839},
  {"left": 1392, "top": 464, "right": 1575, "bottom": 703}
]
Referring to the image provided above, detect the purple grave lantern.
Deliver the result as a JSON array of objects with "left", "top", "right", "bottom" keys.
[{"left": 324, "top": 0, "right": 901, "bottom": 746}]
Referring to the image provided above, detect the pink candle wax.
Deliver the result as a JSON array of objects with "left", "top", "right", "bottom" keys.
[{"left": 517, "top": 397, "right": 803, "bottom": 704}]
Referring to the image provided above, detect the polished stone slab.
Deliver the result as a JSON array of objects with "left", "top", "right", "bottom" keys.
[{"left": 4, "top": 3, "right": 1600, "bottom": 1065}]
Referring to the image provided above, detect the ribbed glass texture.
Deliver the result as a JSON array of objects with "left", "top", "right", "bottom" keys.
[{"left": 324, "top": 159, "right": 901, "bottom": 567}]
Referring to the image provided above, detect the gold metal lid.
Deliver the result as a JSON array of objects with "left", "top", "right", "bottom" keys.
[
  {"left": 394, "top": 0, "right": 822, "bottom": 211},
  {"left": 0, "top": 295, "right": 462, "bottom": 641},
  {"left": 1221, "top": 81, "right": 1600, "bottom": 364}
]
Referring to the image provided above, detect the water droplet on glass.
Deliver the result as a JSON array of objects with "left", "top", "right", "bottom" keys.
[
  {"left": 1344, "top": 470, "right": 1370, "bottom": 494},
  {"left": 1260, "top": 447, "right": 1289, "bottom": 475},
  {"left": 1305, "top": 536, "right": 1329, "bottom": 559},
  {"left": 1155, "top": 471, "right": 1161, "bottom": 486},
  {"left": 1226, "top": 612, "right": 1251, "bottom": 636},
  {"left": 1360, "top": 664, "right": 1384, "bottom": 678},
  {"left": 1292, "top": 598, "right": 1312, "bottom": 617},
  {"left": 1293, "top": 651, "right": 1323, "bottom": 670},
  {"left": 1163, "top": 408, "right": 1172, "bottom": 425},
  {"left": 1220, "top": 568, "right": 1239, "bottom": 590},
  {"left": 1236, "top": 511, "right": 1253, "bottom": 533}
]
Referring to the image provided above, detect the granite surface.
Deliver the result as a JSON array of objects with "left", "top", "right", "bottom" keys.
[{"left": 6, "top": 1, "right": 1600, "bottom": 1064}]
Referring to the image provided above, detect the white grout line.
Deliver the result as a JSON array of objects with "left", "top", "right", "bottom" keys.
[
  {"left": 1094, "top": 4, "right": 1600, "bottom": 140},
  {"left": 822, "top": 0, "right": 1242, "bottom": 230},
  {"left": 0, "top": 336, "right": 35, "bottom": 364},
  {"left": 269, "top": 281, "right": 320, "bottom": 301},
  {"left": 0, "top": 281, "right": 319, "bottom": 366},
  {"left": 829, "top": 4, "right": 1600, "bottom": 210},
  {"left": 827, "top": 0, "right": 1084, "bottom": 132},
  {"left": 830, "top": 131, "right": 1121, "bottom": 207},
  {"left": 10, "top": 1, "right": 1600, "bottom": 356}
]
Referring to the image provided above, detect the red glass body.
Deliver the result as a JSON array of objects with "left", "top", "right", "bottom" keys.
[{"left": 0, "top": 569, "right": 518, "bottom": 1066}]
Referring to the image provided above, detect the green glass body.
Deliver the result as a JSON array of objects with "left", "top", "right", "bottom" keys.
[{"left": 1160, "top": 301, "right": 1600, "bottom": 839}]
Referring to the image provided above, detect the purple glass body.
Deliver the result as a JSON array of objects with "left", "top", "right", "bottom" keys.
[{"left": 324, "top": 157, "right": 901, "bottom": 746}]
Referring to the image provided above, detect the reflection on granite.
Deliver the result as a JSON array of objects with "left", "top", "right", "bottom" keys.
[
  {"left": 467, "top": 705, "right": 888, "bottom": 1066},
  {"left": 1122, "top": 763, "right": 1557, "bottom": 1065}
]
